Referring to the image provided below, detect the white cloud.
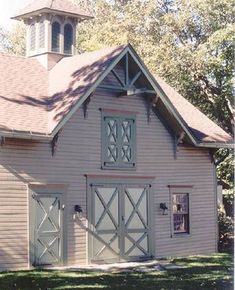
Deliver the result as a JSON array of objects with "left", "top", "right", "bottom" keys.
[{"left": 0, "top": 0, "right": 32, "bottom": 30}]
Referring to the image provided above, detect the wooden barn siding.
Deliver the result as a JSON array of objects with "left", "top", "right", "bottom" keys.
[{"left": 0, "top": 90, "right": 217, "bottom": 270}]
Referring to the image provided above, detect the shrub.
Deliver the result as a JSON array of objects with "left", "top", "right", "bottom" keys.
[{"left": 218, "top": 209, "right": 234, "bottom": 253}]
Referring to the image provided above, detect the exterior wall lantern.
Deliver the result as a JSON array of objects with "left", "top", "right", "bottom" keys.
[
  {"left": 74, "top": 204, "right": 83, "bottom": 219},
  {"left": 160, "top": 203, "right": 168, "bottom": 215}
]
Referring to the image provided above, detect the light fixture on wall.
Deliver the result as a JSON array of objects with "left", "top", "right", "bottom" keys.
[
  {"left": 74, "top": 204, "right": 83, "bottom": 219},
  {"left": 160, "top": 203, "right": 168, "bottom": 215}
]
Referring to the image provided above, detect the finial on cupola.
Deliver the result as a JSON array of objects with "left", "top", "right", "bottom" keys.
[{"left": 12, "top": 0, "right": 93, "bottom": 69}]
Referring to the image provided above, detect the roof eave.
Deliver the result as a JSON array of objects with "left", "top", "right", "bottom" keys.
[
  {"left": 196, "top": 142, "right": 234, "bottom": 149},
  {"left": 11, "top": 8, "right": 93, "bottom": 21},
  {"left": 0, "top": 130, "right": 52, "bottom": 141}
]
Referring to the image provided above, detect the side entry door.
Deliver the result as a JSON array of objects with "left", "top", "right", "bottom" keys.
[{"left": 29, "top": 189, "right": 65, "bottom": 267}]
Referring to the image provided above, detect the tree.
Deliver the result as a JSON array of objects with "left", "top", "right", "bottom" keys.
[{"left": 0, "top": 23, "right": 26, "bottom": 55}]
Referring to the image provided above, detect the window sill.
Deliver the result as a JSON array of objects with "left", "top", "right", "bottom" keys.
[
  {"left": 101, "top": 165, "right": 137, "bottom": 171},
  {"left": 171, "top": 233, "right": 191, "bottom": 238}
]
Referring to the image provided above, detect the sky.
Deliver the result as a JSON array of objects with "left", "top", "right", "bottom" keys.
[{"left": 0, "top": 0, "right": 32, "bottom": 30}]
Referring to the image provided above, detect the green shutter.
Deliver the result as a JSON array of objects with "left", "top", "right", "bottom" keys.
[{"left": 101, "top": 112, "right": 136, "bottom": 169}]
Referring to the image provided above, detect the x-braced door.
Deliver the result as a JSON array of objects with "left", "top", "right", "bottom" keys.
[
  {"left": 123, "top": 186, "right": 150, "bottom": 260},
  {"left": 30, "top": 193, "right": 64, "bottom": 266},
  {"left": 89, "top": 182, "right": 152, "bottom": 263}
]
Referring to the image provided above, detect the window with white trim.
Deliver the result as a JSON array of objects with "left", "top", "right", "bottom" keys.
[
  {"left": 64, "top": 23, "right": 73, "bottom": 54},
  {"left": 101, "top": 111, "right": 136, "bottom": 169},
  {"left": 52, "top": 21, "right": 61, "bottom": 52},
  {"left": 172, "top": 193, "right": 189, "bottom": 234}
]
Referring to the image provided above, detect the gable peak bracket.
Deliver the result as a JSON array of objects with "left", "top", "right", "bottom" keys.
[
  {"left": 145, "top": 94, "right": 160, "bottom": 124},
  {"left": 83, "top": 93, "right": 94, "bottom": 119},
  {"left": 174, "top": 131, "right": 186, "bottom": 159},
  {"left": 152, "top": 95, "right": 160, "bottom": 107},
  {"left": 51, "top": 131, "right": 60, "bottom": 156}
]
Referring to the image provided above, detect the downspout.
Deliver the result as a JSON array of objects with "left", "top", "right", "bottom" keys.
[{"left": 213, "top": 160, "right": 219, "bottom": 252}]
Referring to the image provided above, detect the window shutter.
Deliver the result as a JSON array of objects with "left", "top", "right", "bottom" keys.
[
  {"left": 30, "top": 24, "right": 36, "bottom": 51},
  {"left": 39, "top": 22, "right": 45, "bottom": 49},
  {"left": 103, "top": 117, "right": 118, "bottom": 165},
  {"left": 102, "top": 113, "right": 136, "bottom": 169}
]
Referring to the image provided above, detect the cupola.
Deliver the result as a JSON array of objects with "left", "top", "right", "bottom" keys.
[{"left": 12, "top": 0, "right": 92, "bottom": 69}]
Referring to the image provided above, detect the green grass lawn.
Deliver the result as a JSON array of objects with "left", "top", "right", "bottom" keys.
[{"left": 0, "top": 253, "right": 233, "bottom": 290}]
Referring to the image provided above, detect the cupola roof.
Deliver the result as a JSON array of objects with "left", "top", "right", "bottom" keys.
[{"left": 12, "top": 0, "right": 93, "bottom": 20}]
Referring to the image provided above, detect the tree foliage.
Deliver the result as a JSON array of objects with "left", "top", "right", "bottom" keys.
[
  {"left": 78, "top": 0, "right": 234, "bottom": 135},
  {"left": 0, "top": 23, "right": 26, "bottom": 55}
]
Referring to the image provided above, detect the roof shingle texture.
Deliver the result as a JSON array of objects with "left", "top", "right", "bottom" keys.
[
  {"left": 155, "top": 76, "right": 232, "bottom": 143},
  {"left": 0, "top": 45, "right": 232, "bottom": 144},
  {"left": 14, "top": 0, "right": 91, "bottom": 18}
]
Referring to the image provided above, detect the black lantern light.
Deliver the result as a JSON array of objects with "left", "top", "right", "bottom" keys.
[
  {"left": 74, "top": 204, "right": 83, "bottom": 218},
  {"left": 160, "top": 203, "right": 168, "bottom": 215}
]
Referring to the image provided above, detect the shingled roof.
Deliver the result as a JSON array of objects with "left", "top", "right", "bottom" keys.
[
  {"left": 12, "top": 0, "right": 92, "bottom": 20},
  {"left": 0, "top": 45, "right": 232, "bottom": 147}
]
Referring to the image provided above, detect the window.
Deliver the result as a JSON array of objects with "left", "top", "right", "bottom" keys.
[
  {"left": 64, "top": 24, "right": 73, "bottom": 54},
  {"left": 30, "top": 24, "right": 36, "bottom": 51},
  {"left": 102, "top": 111, "right": 136, "bottom": 169},
  {"left": 172, "top": 193, "right": 189, "bottom": 234},
  {"left": 52, "top": 21, "right": 61, "bottom": 52},
  {"left": 39, "top": 22, "right": 45, "bottom": 49}
]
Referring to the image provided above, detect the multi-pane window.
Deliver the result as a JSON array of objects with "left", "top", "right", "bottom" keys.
[
  {"left": 52, "top": 21, "right": 61, "bottom": 52},
  {"left": 64, "top": 24, "right": 73, "bottom": 54},
  {"left": 102, "top": 112, "right": 136, "bottom": 169},
  {"left": 172, "top": 193, "right": 189, "bottom": 234}
]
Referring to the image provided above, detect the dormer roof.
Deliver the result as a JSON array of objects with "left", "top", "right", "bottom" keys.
[{"left": 12, "top": 0, "right": 93, "bottom": 20}]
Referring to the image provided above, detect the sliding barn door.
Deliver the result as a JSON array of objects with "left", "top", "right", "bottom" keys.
[
  {"left": 123, "top": 186, "right": 150, "bottom": 260},
  {"left": 89, "top": 182, "right": 152, "bottom": 263}
]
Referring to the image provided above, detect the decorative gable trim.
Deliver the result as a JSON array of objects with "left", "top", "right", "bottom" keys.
[
  {"left": 0, "top": 44, "right": 232, "bottom": 149},
  {"left": 51, "top": 44, "right": 199, "bottom": 146},
  {"left": 50, "top": 46, "right": 130, "bottom": 137}
]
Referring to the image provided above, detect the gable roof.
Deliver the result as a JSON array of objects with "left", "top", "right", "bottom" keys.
[
  {"left": 155, "top": 76, "right": 232, "bottom": 145},
  {"left": 12, "top": 0, "right": 92, "bottom": 20},
  {"left": 0, "top": 45, "right": 232, "bottom": 147},
  {"left": 0, "top": 53, "right": 49, "bottom": 135}
]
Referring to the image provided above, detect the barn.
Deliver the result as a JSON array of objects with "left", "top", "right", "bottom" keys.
[{"left": 0, "top": 0, "right": 232, "bottom": 271}]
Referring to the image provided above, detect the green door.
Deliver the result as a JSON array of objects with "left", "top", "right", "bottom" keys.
[
  {"left": 89, "top": 182, "right": 152, "bottom": 263},
  {"left": 123, "top": 186, "right": 150, "bottom": 260},
  {"left": 32, "top": 193, "right": 64, "bottom": 266}
]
